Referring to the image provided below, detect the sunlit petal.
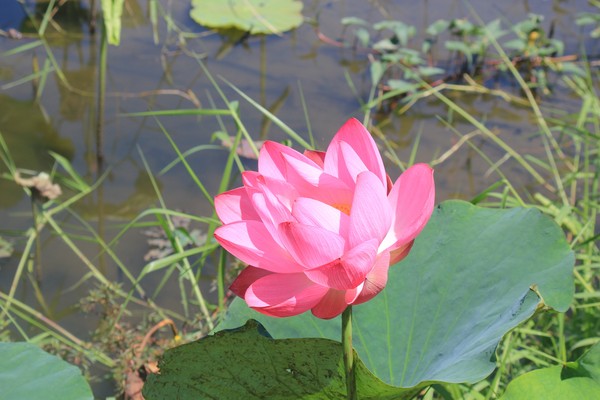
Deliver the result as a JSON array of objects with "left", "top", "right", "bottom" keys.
[
  {"left": 380, "top": 163, "right": 435, "bottom": 252},
  {"left": 349, "top": 171, "right": 392, "bottom": 248},
  {"left": 353, "top": 250, "right": 391, "bottom": 305},
  {"left": 215, "top": 187, "right": 260, "bottom": 224},
  {"left": 292, "top": 197, "right": 350, "bottom": 236},
  {"left": 244, "top": 272, "right": 328, "bottom": 317},
  {"left": 215, "top": 221, "right": 303, "bottom": 273},
  {"left": 303, "top": 149, "right": 326, "bottom": 167},
  {"left": 304, "top": 239, "right": 378, "bottom": 290},
  {"left": 258, "top": 141, "right": 320, "bottom": 181},
  {"left": 278, "top": 222, "right": 345, "bottom": 268},
  {"left": 324, "top": 118, "right": 386, "bottom": 185},
  {"left": 311, "top": 288, "right": 353, "bottom": 319}
]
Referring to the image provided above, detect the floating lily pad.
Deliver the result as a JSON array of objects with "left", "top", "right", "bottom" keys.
[{"left": 190, "top": 0, "right": 304, "bottom": 35}]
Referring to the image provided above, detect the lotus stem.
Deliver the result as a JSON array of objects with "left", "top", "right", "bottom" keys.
[{"left": 342, "top": 306, "right": 357, "bottom": 400}]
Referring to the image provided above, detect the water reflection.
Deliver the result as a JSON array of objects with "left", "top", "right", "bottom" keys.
[
  {"left": 15, "top": 0, "right": 90, "bottom": 41},
  {"left": 121, "top": 0, "right": 147, "bottom": 29},
  {"left": 73, "top": 167, "right": 161, "bottom": 222},
  {"left": 57, "top": 64, "right": 96, "bottom": 120},
  {"left": 0, "top": 94, "right": 74, "bottom": 207},
  {"left": 0, "top": 0, "right": 26, "bottom": 31}
]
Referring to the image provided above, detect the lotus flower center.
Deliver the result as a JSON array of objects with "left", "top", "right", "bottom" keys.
[{"left": 332, "top": 203, "right": 351, "bottom": 215}]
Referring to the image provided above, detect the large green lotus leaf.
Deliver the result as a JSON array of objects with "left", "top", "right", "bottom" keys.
[
  {"left": 143, "top": 320, "right": 421, "bottom": 399},
  {"left": 0, "top": 342, "right": 93, "bottom": 400},
  {"left": 218, "top": 200, "right": 574, "bottom": 387},
  {"left": 190, "top": 0, "right": 303, "bottom": 35},
  {"left": 500, "top": 342, "right": 600, "bottom": 399}
]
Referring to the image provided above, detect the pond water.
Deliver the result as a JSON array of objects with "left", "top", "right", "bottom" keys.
[{"left": 0, "top": 0, "right": 596, "bottom": 396}]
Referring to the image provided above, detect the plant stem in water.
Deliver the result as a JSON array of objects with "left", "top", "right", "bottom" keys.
[
  {"left": 96, "top": 19, "right": 107, "bottom": 167},
  {"left": 342, "top": 306, "right": 357, "bottom": 400}
]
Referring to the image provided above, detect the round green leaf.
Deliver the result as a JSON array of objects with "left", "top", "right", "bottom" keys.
[
  {"left": 500, "top": 342, "right": 600, "bottom": 399},
  {"left": 218, "top": 200, "right": 574, "bottom": 387},
  {"left": 0, "top": 342, "right": 93, "bottom": 400},
  {"left": 143, "top": 320, "right": 420, "bottom": 399},
  {"left": 190, "top": 0, "right": 304, "bottom": 35}
]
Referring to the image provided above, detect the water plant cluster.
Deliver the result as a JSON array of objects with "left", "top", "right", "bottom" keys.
[
  {"left": 0, "top": 1, "right": 599, "bottom": 399},
  {"left": 338, "top": 12, "right": 587, "bottom": 108}
]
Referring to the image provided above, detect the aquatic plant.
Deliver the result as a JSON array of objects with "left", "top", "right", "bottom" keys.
[
  {"left": 144, "top": 122, "right": 577, "bottom": 399},
  {"left": 215, "top": 119, "right": 434, "bottom": 319}
]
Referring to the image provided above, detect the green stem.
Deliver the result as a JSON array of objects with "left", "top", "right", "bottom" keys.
[
  {"left": 342, "top": 306, "right": 357, "bottom": 400},
  {"left": 558, "top": 313, "right": 567, "bottom": 363},
  {"left": 96, "top": 19, "right": 107, "bottom": 167},
  {"left": 217, "top": 248, "right": 226, "bottom": 316}
]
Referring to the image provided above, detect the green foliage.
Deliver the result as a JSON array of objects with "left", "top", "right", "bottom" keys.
[
  {"left": 500, "top": 342, "right": 600, "bottom": 399},
  {"left": 189, "top": 0, "right": 304, "bottom": 35},
  {"left": 342, "top": 17, "right": 435, "bottom": 94},
  {"left": 505, "top": 14, "right": 563, "bottom": 56},
  {"left": 576, "top": 0, "right": 600, "bottom": 38},
  {"left": 101, "top": 0, "right": 125, "bottom": 45},
  {"left": 340, "top": 13, "right": 575, "bottom": 101},
  {"left": 0, "top": 128, "right": 219, "bottom": 394},
  {"left": 144, "top": 320, "right": 421, "bottom": 399},
  {"left": 0, "top": 235, "right": 13, "bottom": 258},
  {"left": 0, "top": 342, "right": 93, "bottom": 400},
  {"left": 217, "top": 200, "right": 574, "bottom": 389}
]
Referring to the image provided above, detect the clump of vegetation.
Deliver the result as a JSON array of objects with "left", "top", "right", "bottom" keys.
[{"left": 337, "top": 12, "right": 585, "bottom": 107}]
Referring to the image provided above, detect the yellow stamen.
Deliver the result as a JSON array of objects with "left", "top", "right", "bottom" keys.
[{"left": 332, "top": 203, "right": 351, "bottom": 215}]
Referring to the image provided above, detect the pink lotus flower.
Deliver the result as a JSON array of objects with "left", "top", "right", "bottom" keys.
[{"left": 214, "top": 118, "right": 435, "bottom": 319}]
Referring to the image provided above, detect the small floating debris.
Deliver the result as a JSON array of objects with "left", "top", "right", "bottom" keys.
[{"left": 14, "top": 171, "right": 62, "bottom": 200}]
